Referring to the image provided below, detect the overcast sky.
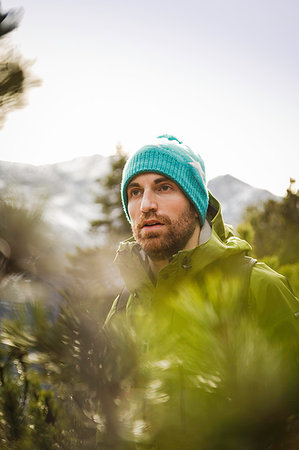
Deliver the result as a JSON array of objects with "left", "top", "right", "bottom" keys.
[{"left": 0, "top": 0, "right": 298, "bottom": 195}]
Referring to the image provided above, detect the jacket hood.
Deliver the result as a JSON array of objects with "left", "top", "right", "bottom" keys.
[{"left": 115, "top": 192, "right": 251, "bottom": 293}]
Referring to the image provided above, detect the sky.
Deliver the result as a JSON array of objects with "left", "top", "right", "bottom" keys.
[{"left": 0, "top": 0, "right": 298, "bottom": 196}]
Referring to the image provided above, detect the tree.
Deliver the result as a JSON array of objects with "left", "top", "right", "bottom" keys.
[
  {"left": 237, "top": 179, "right": 299, "bottom": 296},
  {"left": 90, "top": 143, "right": 131, "bottom": 244},
  {"left": 0, "top": 289, "right": 138, "bottom": 448},
  {"left": 0, "top": 303, "right": 87, "bottom": 449},
  {"left": 238, "top": 179, "right": 299, "bottom": 266}
]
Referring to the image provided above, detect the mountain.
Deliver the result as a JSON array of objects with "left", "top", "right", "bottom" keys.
[
  {"left": 207, "top": 175, "right": 280, "bottom": 226},
  {"left": 0, "top": 157, "right": 280, "bottom": 246},
  {"left": 0, "top": 155, "right": 110, "bottom": 247}
]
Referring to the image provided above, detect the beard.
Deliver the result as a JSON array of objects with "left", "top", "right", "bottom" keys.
[{"left": 131, "top": 203, "right": 198, "bottom": 262}]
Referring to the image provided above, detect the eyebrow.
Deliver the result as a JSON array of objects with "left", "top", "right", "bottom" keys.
[
  {"left": 127, "top": 181, "right": 140, "bottom": 189},
  {"left": 154, "top": 177, "right": 170, "bottom": 184},
  {"left": 127, "top": 176, "right": 170, "bottom": 190}
]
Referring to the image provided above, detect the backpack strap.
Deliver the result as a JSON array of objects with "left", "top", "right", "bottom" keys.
[
  {"left": 241, "top": 255, "right": 257, "bottom": 311},
  {"left": 104, "top": 286, "right": 131, "bottom": 327},
  {"left": 114, "top": 286, "right": 131, "bottom": 313},
  {"left": 243, "top": 256, "right": 257, "bottom": 282}
]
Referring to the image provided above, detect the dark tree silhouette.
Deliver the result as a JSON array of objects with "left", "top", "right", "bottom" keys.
[
  {"left": 239, "top": 179, "right": 299, "bottom": 266},
  {"left": 0, "top": 5, "right": 40, "bottom": 127},
  {"left": 90, "top": 143, "right": 131, "bottom": 243}
]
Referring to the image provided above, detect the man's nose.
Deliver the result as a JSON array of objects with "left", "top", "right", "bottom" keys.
[{"left": 140, "top": 189, "right": 158, "bottom": 213}]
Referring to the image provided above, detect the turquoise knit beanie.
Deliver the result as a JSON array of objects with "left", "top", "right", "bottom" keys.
[{"left": 121, "top": 135, "right": 208, "bottom": 227}]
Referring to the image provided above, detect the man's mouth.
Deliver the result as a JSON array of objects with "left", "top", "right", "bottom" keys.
[{"left": 141, "top": 220, "right": 164, "bottom": 229}]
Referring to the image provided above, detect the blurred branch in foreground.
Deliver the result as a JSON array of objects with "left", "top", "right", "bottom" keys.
[
  {"left": 0, "top": 272, "right": 298, "bottom": 448},
  {"left": 0, "top": 36, "right": 41, "bottom": 127},
  {"left": 0, "top": 191, "right": 68, "bottom": 322},
  {"left": 0, "top": 3, "right": 24, "bottom": 38}
]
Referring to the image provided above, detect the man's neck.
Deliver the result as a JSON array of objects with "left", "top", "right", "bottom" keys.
[{"left": 148, "top": 257, "right": 169, "bottom": 278}]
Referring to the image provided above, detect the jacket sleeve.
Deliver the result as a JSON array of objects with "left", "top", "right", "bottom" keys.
[{"left": 249, "top": 262, "right": 299, "bottom": 340}]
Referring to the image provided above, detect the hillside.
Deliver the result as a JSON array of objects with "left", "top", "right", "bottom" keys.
[{"left": 208, "top": 174, "right": 280, "bottom": 226}]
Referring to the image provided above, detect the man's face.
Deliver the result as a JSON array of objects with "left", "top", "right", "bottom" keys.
[{"left": 127, "top": 173, "right": 200, "bottom": 261}]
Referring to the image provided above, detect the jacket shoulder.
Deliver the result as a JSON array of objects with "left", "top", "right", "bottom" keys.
[{"left": 249, "top": 262, "right": 299, "bottom": 332}]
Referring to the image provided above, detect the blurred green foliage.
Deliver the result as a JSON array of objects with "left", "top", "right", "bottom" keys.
[
  {"left": 0, "top": 192, "right": 62, "bottom": 278},
  {"left": 0, "top": 277, "right": 298, "bottom": 448}
]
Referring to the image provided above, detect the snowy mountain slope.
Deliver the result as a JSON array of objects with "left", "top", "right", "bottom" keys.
[
  {"left": 208, "top": 174, "right": 280, "bottom": 226},
  {"left": 0, "top": 155, "right": 110, "bottom": 246}
]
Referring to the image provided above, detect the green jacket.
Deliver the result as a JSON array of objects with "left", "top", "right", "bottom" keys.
[
  {"left": 106, "top": 194, "right": 299, "bottom": 448},
  {"left": 108, "top": 193, "right": 299, "bottom": 334}
]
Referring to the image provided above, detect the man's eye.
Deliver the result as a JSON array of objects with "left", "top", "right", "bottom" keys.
[
  {"left": 130, "top": 189, "right": 140, "bottom": 197},
  {"left": 159, "top": 185, "right": 171, "bottom": 192}
]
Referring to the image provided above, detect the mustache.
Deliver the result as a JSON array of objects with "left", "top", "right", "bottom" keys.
[{"left": 136, "top": 213, "right": 171, "bottom": 230}]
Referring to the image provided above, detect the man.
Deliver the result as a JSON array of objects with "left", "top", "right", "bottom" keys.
[
  {"left": 107, "top": 134, "right": 299, "bottom": 331},
  {"left": 105, "top": 134, "right": 299, "bottom": 448}
]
